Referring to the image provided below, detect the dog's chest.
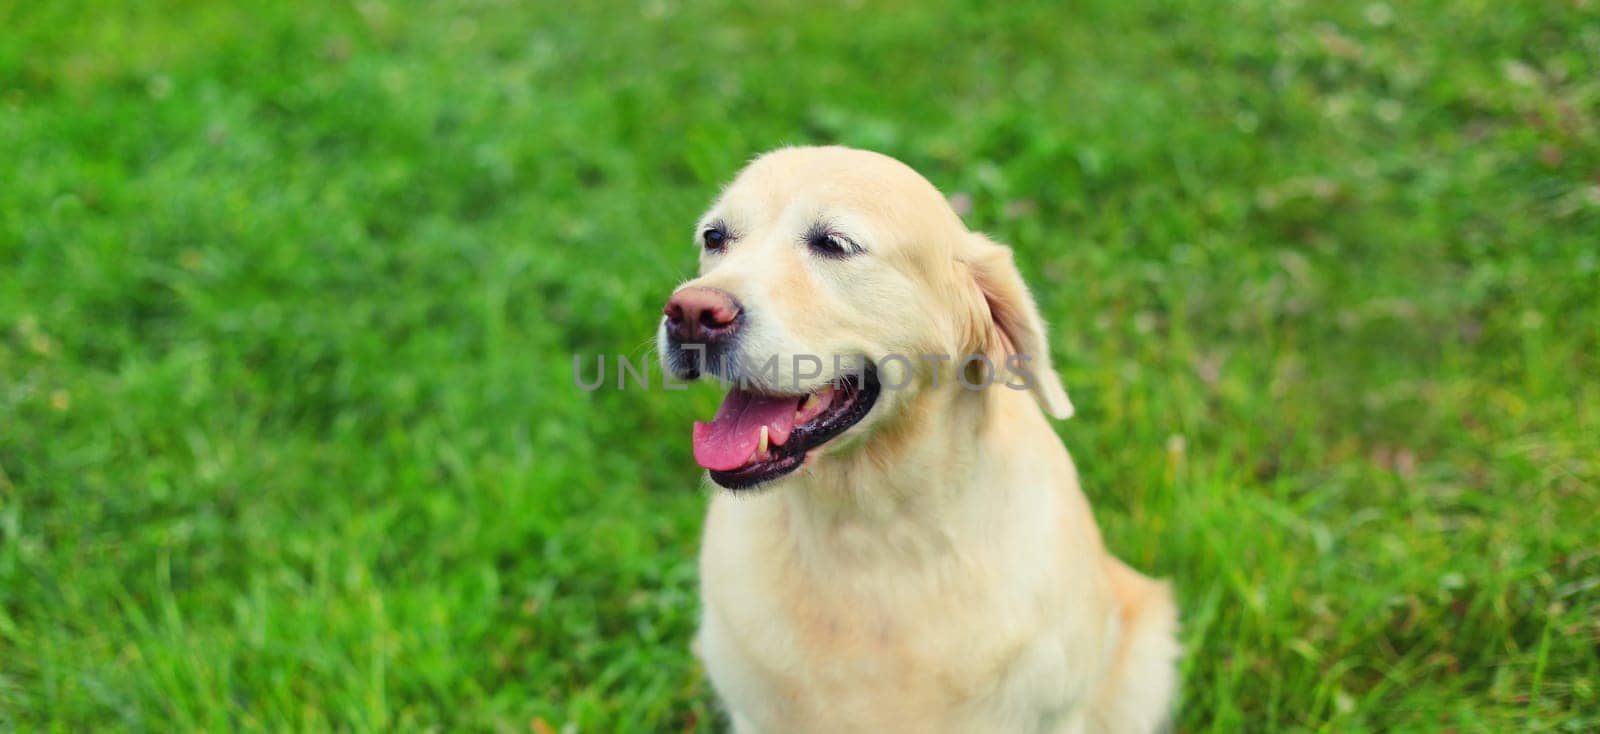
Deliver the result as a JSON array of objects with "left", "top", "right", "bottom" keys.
[
  {"left": 701, "top": 601, "right": 1090, "bottom": 733},
  {"left": 697, "top": 497, "right": 1110, "bottom": 733}
]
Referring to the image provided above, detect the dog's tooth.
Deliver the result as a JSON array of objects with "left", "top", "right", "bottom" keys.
[
  {"left": 758, "top": 425, "right": 769, "bottom": 455},
  {"left": 797, "top": 394, "right": 819, "bottom": 418}
]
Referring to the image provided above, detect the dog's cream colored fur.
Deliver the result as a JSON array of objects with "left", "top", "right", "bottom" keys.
[{"left": 665, "top": 146, "right": 1179, "bottom": 733}]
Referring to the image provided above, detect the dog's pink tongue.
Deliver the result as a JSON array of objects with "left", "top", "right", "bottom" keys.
[{"left": 693, "top": 389, "right": 800, "bottom": 471}]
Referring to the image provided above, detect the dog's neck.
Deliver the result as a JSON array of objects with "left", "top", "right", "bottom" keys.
[{"left": 778, "top": 383, "right": 1050, "bottom": 564}]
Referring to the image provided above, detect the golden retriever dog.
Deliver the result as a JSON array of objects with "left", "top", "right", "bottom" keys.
[{"left": 658, "top": 146, "right": 1179, "bottom": 733}]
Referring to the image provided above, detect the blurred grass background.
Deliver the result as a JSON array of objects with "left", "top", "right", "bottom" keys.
[{"left": 2, "top": 0, "right": 1598, "bottom": 731}]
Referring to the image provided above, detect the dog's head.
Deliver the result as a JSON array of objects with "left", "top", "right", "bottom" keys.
[{"left": 660, "top": 146, "right": 1072, "bottom": 490}]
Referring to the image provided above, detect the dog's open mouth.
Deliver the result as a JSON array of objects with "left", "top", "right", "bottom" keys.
[{"left": 692, "top": 369, "right": 881, "bottom": 490}]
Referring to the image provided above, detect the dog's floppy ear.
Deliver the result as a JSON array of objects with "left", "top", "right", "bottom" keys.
[{"left": 959, "top": 233, "right": 1075, "bottom": 419}]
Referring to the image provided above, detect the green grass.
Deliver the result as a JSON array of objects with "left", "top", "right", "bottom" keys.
[{"left": 2, "top": 0, "right": 1597, "bottom": 730}]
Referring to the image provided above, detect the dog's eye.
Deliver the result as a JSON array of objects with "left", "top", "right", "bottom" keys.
[
  {"left": 701, "top": 224, "right": 729, "bottom": 252},
  {"left": 805, "top": 227, "right": 861, "bottom": 259}
]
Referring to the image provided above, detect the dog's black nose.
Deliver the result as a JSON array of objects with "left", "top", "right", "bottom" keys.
[{"left": 664, "top": 286, "right": 742, "bottom": 345}]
